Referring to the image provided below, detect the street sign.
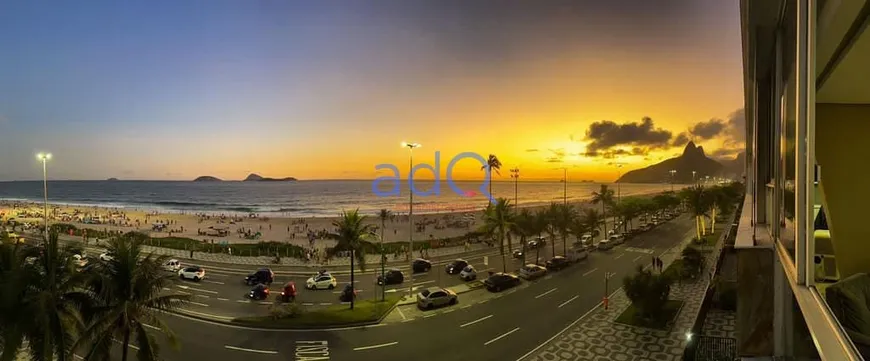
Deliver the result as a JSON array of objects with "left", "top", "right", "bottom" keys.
[{"left": 483, "top": 256, "right": 488, "bottom": 266}]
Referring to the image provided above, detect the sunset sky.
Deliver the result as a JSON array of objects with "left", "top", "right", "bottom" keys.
[{"left": 0, "top": 1, "right": 744, "bottom": 182}]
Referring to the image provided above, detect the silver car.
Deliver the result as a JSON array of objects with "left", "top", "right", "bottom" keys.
[
  {"left": 416, "top": 287, "right": 458, "bottom": 310},
  {"left": 518, "top": 264, "right": 548, "bottom": 280}
]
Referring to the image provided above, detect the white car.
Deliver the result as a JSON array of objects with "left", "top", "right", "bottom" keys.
[
  {"left": 163, "top": 259, "right": 181, "bottom": 272},
  {"left": 306, "top": 272, "right": 337, "bottom": 290},
  {"left": 608, "top": 234, "right": 626, "bottom": 245},
  {"left": 518, "top": 264, "right": 548, "bottom": 280},
  {"left": 71, "top": 254, "right": 88, "bottom": 268},
  {"left": 597, "top": 239, "right": 614, "bottom": 250},
  {"left": 178, "top": 266, "right": 205, "bottom": 282},
  {"left": 99, "top": 252, "right": 114, "bottom": 262},
  {"left": 459, "top": 265, "right": 477, "bottom": 281},
  {"left": 580, "top": 234, "right": 593, "bottom": 245}
]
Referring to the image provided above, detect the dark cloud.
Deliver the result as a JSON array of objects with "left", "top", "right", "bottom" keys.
[
  {"left": 545, "top": 157, "right": 563, "bottom": 163},
  {"left": 725, "top": 108, "right": 746, "bottom": 145},
  {"left": 548, "top": 148, "right": 566, "bottom": 157},
  {"left": 710, "top": 147, "right": 742, "bottom": 160},
  {"left": 671, "top": 132, "right": 690, "bottom": 147},
  {"left": 690, "top": 118, "right": 726, "bottom": 140},
  {"left": 584, "top": 116, "right": 672, "bottom": 151},
  {"left": 525, "top": 148, "right": 539, "bottom": 152}
]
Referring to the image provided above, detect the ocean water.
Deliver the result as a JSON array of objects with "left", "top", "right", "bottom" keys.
[{"left": 0, "top": 180, "right": 674, "bottom": 217}]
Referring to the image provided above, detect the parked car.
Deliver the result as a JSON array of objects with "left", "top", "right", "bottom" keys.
[
  {"left": 608, "top": 234, "right": 626, "bottom": 245},
  {"left": 306, "top": 272, "right": 338, "bottom": 290},
  {"left": 512, "top": 249, "right": 524, "bottom": 259},
  {"left": 412, "top": 258, "right": 432, "bottom": 273},
  {"left": 446, "top": 259, "right": 469, "bottom": 274},
  {"left": 245, "top": 268, "right": 275, "bottom": 286},
  {"left": 545, "top": 256, "right": 571, "bottom": 270},
  {"left": 597, "top": 239, "right": 614, "bottom": 251},
  {"left": 565, "top": 248, "right": 589, "bottom": 262},
  {"left": 484, "top": 272, "right": 521, "bottom": 292},
  {"left": 528, "top": 236, "right": 547, "bottom": 249},
  {"left": 416, "top": 287, "right": 458, "bottom": 310},
  {"left": 98, "top": 252, "right": 114, "bottom": 262},
  {"left": 377, "top": 269, "right": 404, "bottom": 285},
  {"left": 248, "top": 283, "right": 270, "bottom": 300},
  {"left": 459, "top": 265, "right": 477, "bottom": 281},
  {"left": 163, "top": 259, "right": 181, "bottom": 272},
  {"left": 178, "top": 266, "right": 206, "bottom": 281},
  {"left": 518, "top": 264, "right": 548, "bottom": 280}
]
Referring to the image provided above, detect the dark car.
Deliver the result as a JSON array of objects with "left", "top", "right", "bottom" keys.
[
  {"left": 412, "top": 258, "right": 432, "bottom": 273},
  {"left": 484, "top": 272, "right": 521, "bottom": 292},
  {"left": 245, "top": 268, "right": 275, "bottom": 286},
  {"left": 512, "top": 249, "right": 524, "bottom": 259},
  {"left": 445, "top": 259, "right": 469, "bottom": 274},
  {"left": 377, "top": 269, "right": 405, "bottom": 285},
  {"left": 248, "top": 283, "right": 270, "bottom": 300},
  {"left": 545, "top": 256, "right": 571, "bottom": 270}
]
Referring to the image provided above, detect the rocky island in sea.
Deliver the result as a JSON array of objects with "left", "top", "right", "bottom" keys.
[
  {"left": 244, "top": 173, "right": 297, "bottom": 182},
  {"left": 193, "top": 176, "right": 222, "bottom": 182}
]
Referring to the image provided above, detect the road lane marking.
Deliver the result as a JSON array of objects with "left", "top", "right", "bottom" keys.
[
  {"left": 444, "top": 309, "right": 455, "bottom": 314},
  {"left": 113, "top": 338, "right": 139, "bottom": 350},
  {"left": 615, "top": 253, "right": 624, "bottom": 259},
  {"left": 189, "top": 301, "right": 209, "bottom": 307},
  {"left": 402, "top": 318, "right": 414, "bottom": 322},
  {"left": 460, "top": 314, "right": 493, "bottom": 328},
  {"left": 535, "top": 288, "right": 557, "bottom": 299},
  {"left": 195, "top": 294, "right": 209, "bottom": 298},
  {"left": 302, "top": 302, "right": 314, "bottom": 306},
  {"left": 175, "top": 285, "right": 218, "bottom": 294},
  {"left": 423, "top": 313, "right": 436, "bottom": 318},
  {"left": 460, "top": 304, "right": 471, "bottom": 309},
  {"left": 217, "top": 298, "right": 229, "bottom": 301},
  {"left": 236, "top": 300, "right": 248, "bottom": 303},
  {"left": 224, "top": 345, "right": 278, "bottom": 354},
  {"left": 633, "top": 255, "right": 642, "bottom": 262},
  {"left": 558, "top": 295, "right": 579, "bottom": 308},
  {"left": 142, "top": 323, "right": 160, "bottom": 330},
  {"left": 319, "top": 302, "right": 332, "bottom": 306},
  {"left": 397, "top": 306, "right": 407, "bottom": 320},
  {"left": 484, "top": 327, "right": 520, "bottom": 346},
  {"left": 582, "top": 268, "right": 598, "bottom": 277},
  {"left": 353, "top": 341, "right": 398, "bottom": 351},
  {"left": 202, "top": 280, "right": 225, "bottom": 285}
]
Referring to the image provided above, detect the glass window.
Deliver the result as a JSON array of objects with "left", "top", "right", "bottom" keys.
[{"left": 779, "top": 1, "right": 797, "bottom": 262}]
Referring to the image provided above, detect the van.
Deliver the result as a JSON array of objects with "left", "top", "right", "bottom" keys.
[{"left": 565, "top": 248, "right": 589, "bottom": 262}]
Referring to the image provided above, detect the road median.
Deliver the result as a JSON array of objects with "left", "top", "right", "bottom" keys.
[{"left": 226, "top": 296, "right": 401, "bottom": 329}]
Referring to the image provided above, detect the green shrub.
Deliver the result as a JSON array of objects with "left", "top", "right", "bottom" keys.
[
  {"left": 681, "top": 246, "right": 704, "bottom": 278},
  {"left": 623, "top": 265, "right": 673, "bottom": 323},
  {"left": 269, "top": 301, "right": 304, "bottom": 320}
]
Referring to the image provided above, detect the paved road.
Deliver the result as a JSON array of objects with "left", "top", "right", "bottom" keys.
[
  {"left": 113, "top": 214, "right": 693, "bottom": 361},
  {"left": 166, "top": 239, "right": 571, "bottom": 317}
]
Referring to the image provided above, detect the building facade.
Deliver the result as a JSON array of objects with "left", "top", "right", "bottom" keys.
[{"left": 740, "top": 0, "right": 870, "bottom": 359}]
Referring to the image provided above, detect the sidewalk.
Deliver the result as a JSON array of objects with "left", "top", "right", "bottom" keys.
[{"left": 524, "top": 223, "right": 727, "bottom": 361}]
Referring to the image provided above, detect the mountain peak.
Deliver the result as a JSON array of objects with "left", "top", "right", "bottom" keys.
[{"left": 682, "top": 141, "right": 706, "bottom": 158}]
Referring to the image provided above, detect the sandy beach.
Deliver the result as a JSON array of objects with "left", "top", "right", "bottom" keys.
[{"left": 0, "top": 193, "right": 660, "bottom": 250}]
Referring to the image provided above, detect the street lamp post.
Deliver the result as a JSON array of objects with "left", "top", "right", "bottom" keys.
[
  {"left": 562, "top": 168, "right": 567, "bottom": 205},
  {"left": 669, "top": 169, "right": 677, "bottom": 192},
  {"left": 604, "top": 271, "right": 616, "bottom": 310},
  {"left": 615, "top": 164, "right": 623, "bottom": 204},
  {"left": 37, "top": 153, "right": 52, "bottom": 241},
  {"left": 401, "top": 141, "right": 420, "bottom": 299},
  {"left": 509, "top": 167, "right": 520, "bottom": 207}
]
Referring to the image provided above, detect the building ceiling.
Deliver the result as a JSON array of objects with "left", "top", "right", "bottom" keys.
[{"left": 817, "top": 23, "right": 870, "bottom": 103}]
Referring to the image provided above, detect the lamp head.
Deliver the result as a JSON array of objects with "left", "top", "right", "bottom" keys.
[{"left": 37, "top": 153, "right": 52, "bottom": 161}]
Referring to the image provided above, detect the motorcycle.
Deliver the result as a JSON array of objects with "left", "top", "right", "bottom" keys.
[
  {"left": 279, "top": 281, "right": 297, "bottom": 303},
  {"left": 338, "top": 284, "right": 358, "bottom": 302}
]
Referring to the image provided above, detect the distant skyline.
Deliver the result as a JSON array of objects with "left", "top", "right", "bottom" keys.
[{"left": 0, "top": 1, "right": 744, "bottom": 182}]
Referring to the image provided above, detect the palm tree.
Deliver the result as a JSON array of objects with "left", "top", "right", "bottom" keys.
[
  {"left": 19, "top": 232, "right": 96, "bottom": 361},
  {"left": 553, "top": 204, "right": 577, "bottom": 255},
  {"left": 591, "top": 185, "right": 615, "bottom": 238},
  {"left": 581, "top": 208, "right": 603, "bottom": 241},
  {"left": 545, "top": 203, "right": 560, "bottom": 257},
  {"left": 76, "top": 235, "right": 190, "bottom": 361},
  {"left": 330, "top": 209, "right": 376, "bottom": 309},
  {"left": 532, "top": 209, "right": 549, "bottom": 263},
  {"left": 376, "top": 209, "right": 392, "bottom": 301},
  {"left": 680, "top": 185, "right": 708, "bottom": 239},
  {"left": 480, "top": 154, "right": 502, "bottom": 202},
  {"left": 481, "top": 198, "right": 514, "bottom": 272},
  {"left": 0, "top": 239, "right": 35, "bottom": 361},
  {"left": 512, "top": 209, "right": 536, "bottom": 264}
]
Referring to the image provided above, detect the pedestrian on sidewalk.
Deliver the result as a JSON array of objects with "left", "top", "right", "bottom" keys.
[{"left": 189, "top": 249, "right": 194, "bottom": 259}]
